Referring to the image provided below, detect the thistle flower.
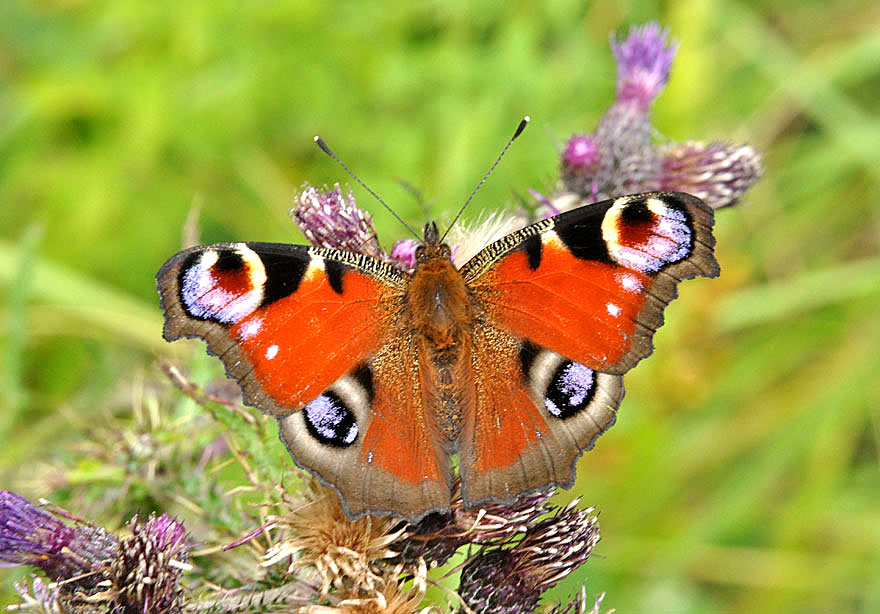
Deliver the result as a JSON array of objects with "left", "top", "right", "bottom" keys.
[
  {"left": 262, "top": 479, "right": 404, "bottom": 595},
  {"left": 458, "top": 500, "right": 601, "bottom": 614},
  {"left": 390, "top": 238, "right": 420, "bottom": 270},
  {"left": 561, "top": 135, "right": 602, "bottom": 198},
  {"left": 594, "top": 23, "right": 676, "bottom": 169},
  {"left": 609, "top": 23, "right": 677, "bottom": 110},
  {"left": 0, "top": 491, "right": 118, "bottom": 589},
  {"left": 294, "top": 183, "right": 388, "bottom": 260},
  {"left": 105, "top": 512, "right": 190, "bottom": 614},
  {"left": 658, "top": 141, "right": 765, "bottom": 209},
  {"left": 557, "top": 22, "right": 762, "bottom": 209}
]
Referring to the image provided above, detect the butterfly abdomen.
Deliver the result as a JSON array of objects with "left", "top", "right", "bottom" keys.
[{"left": 407, "top": 255, "right": 475, "bottom": 444}]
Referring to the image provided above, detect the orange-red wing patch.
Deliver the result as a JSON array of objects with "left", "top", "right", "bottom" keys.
[
  {"left": 474, "top": 238, "right": 651, "bottom": 372},
  {"left": 358, "top": 334, "right": 447, "bottom": 485},
  {"left": 229, "top": 268, "right": 395, "bottom": 410},
  {"left": 458, "top": 325, "right": 593, "bottom": 507}
]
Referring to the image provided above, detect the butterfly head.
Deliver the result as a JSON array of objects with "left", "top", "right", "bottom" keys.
[{"left": 416, "top": 221, "right": 452, "bottom": 264}]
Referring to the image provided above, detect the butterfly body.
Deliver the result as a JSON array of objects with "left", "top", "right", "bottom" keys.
[{"left": 157, "top": 192, "right": 718, "bottom": 520}]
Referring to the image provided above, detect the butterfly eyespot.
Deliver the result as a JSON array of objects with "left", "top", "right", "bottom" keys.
[
  {"left": 303, "top": 392, "right": 359, "bottom": 447},
  {"left": 179, "top": 245, "right": 266, "bottom": 324},
  {"left": 601, "top": 196, "right": 694, "bottom": 273},
  {"left": 544, "top": 360, "right": 596, "bottom": 420}
]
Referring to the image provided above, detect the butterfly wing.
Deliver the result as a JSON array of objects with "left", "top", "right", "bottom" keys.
[
  {"left": 458, "top": 192, "right": 718, "bottom": 505},
  {"left": 157, "top": 242, "right": 450, "bottom": 519}
]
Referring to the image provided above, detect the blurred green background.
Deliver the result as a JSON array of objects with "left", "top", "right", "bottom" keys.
[{"left": 1, "top": 1, "right": 878, "bottom": 612}]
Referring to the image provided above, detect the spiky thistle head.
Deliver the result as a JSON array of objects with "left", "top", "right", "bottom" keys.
[
  {"left": 105, "top": 512, "right": 190, "bottom": 614},
  {"left": 658, "top": 141, "right": 765, "bottom": 208},
  {"left": 458, "top": 500, "right": 601, "bottom": 614},
  {"left": 294, "top": 183, "right": 387, "bottom": 260},
  {"left": 262, "top": 478, "right": 404, "bottom": 595}
]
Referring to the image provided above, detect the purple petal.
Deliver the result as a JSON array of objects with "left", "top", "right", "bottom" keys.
[{"left": 610, "top": 22, "right": 677, "bottom": 108}]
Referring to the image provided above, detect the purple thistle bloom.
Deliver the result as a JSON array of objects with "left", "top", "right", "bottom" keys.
[
  {"left": 561, "top": 135, "right": 602, "bottom": 198},
  {"left": 593, "top": 23, "right": 677, "bottom": 174},
  {"left": 553, "top": 22, "right": 761, "bottom": 210},
  {"left": 390, "top": 238, "right": 420, "bottom": 271},
  {"left": 659, "top": 140, "right": 765, "bottom": 208},
  {"left": 293, "top": 183, "right": 387, "bottom": 260},
  {"left": 610, "top": 23, "right": 677, "bottom": 109},
  {"left": 0, "top": 490, "right": 118, "bottom": 587},
  {"left": 562, "top": 134, "right": 600, "bottom": 170},
  {"left": 1, "top": 494, "right": 189, "bottom": 612}
]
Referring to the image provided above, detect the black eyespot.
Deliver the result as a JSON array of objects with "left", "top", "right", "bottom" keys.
[
  {"left": 544, "top": 360, "right": 596, "bottom": 420},
  {"left": 303, "top": 392, "right": 359, "bottom": 447},
  {"left": 214, "top": 250, "right": 245, "bottom": 271},
  {"left": 619, "top": 199, "right": 654, "bottom": 224}
]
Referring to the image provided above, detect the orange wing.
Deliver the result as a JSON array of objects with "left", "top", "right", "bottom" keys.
[
  {"left": 158, "top": 242, "right": 449, "bottom": 519},
  {"left": 456, "top": 193, "right": 718, "bottom": 507}
]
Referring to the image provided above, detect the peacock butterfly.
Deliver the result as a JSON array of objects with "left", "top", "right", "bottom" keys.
[{"left": 156, "top": 131, "right": 718, "bottom": 521}]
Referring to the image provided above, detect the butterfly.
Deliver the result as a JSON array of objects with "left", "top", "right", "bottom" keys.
[{"left": 157, "top": 191, "right": 718, "bottom": 521}]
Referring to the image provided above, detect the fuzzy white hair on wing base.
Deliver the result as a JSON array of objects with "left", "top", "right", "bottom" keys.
[{"left": 446, "top": 210, "right": 530, "bottom": 267}]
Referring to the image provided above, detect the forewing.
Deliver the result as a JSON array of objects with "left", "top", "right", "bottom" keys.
[
  {"left": 461, "top": 192, "right": 718, "bottom": 374},
  {"left": 157, "top": 242, "right": 405, "bottom": 415}
]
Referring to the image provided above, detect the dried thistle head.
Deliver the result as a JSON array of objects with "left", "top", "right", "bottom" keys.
[
  {"left": 263, "top": 478, "right": 404, "bottom": 595},
  {"left": 300, "top": 561, "right": 435, "bottom": 614}
]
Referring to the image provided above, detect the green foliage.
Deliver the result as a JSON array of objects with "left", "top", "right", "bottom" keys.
[{"left": 2, "top": 1, "right": 879, "bottom": 612}]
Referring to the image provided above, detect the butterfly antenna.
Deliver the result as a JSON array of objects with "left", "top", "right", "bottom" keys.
[
  {"left": 314, "top": 136, "right": 421, "bottom": 240},
  {"left": 440, "top": 116, "right": 530, "bottom": 243}
]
